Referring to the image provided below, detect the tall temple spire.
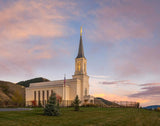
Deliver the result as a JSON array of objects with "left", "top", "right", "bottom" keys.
[{"left": 76, "top": 26, "right": 85, "bottom": 58}]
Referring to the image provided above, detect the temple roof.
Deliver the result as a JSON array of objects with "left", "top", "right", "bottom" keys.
[{"left": 76, "top": 26, "right": 85, "bottom": 59}]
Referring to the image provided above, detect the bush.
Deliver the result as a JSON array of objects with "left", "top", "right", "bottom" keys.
[
  {"left": 157, "top": 107, "right": 160, "bottom": 111},
  {"left": 82, "top": 103, "right": 98, "bottom": 107},
  {"left": 72, "top": 95, "right": 81, "bottom": 111},
  {"left": 44, "top": 92, "right": 60, "bottom": 116}
]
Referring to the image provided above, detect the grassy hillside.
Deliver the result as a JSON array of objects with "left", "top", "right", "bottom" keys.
[
  {"left": 0, "top": 107, "right": 160, "bottom": 126},
  {"left": 94, "top": 98, "right": 109, "bottom": 107},
  {"left": 95, "top": 97, "right": 120, "bottom": 107},
  {"left": 0, "top": 81, "right": 25, "bottom": 107},
  {"left": 16, "top": 77, "right": 50, "bottom": 87},
  {"left": 0, "top": 77, "right": 50, "bottom": 107}
]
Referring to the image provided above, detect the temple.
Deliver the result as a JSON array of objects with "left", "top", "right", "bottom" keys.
[{"left": 25, "top": 27, "right": 94, "bottom": 106}]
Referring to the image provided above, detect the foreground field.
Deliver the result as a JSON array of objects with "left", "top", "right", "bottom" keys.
[{"left": 0, "top": 107, "right": 160, "bottom": 126}]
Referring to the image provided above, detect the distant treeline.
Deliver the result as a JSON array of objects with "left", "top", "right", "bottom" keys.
[{"left": 16, "top": 77, "right": 50, "bottom": 87}]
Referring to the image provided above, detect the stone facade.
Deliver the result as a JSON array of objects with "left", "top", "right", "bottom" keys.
[{"left": 25, "top": 27, "right": 94, "bottom": 106}]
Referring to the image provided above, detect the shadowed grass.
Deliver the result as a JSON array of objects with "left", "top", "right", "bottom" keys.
[{"left": 0, "top": 107, "right": 160, "bottom": 126}]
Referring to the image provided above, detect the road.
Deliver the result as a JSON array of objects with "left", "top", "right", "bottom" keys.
[{"left": 0, "top": 108, "right": 32, "bottom": 111}]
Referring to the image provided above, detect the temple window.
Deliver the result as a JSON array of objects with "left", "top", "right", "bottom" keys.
[
  {"left": 51, "top": 90, "right": 53, "bottom": 95},
  {"left": 34, "top": 91, "right": 36, "bottom": 102},
  {"left": 42, "top": 90, "right": 45, "bottom": 105},
  {"left": 38, "top": 91, "right": 40, "bottom": 106},
  {"left": 47, "top": 90, "right": 49, "bottom": 101},
  {"left": 78, "top": 62, "right": 81, "bottom": 71}
]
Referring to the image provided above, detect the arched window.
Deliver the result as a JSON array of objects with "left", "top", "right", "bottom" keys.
[{"left": 78, "top": 62, "right": 81, "bottom": 71}]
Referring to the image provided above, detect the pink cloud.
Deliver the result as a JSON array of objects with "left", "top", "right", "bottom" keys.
[
  {"left": 128, "top": 82, "right": 160, "bottom": 106},
  {"left": 112, "top": 42, "right": 160, "bottom": 77},
  {"left": 100, "top": 80, "right": 136, "bottom": 85},
  {"left": 129, "top": 86, "right": 160, "bottom": 106},
  {"left": 88, "top": 0, "right": 160, "bottom": 42},
  {"left": 0, "top": 0, "right": 77, "bottom": 76},
  {"left": 84, "top": 0, "right": 160, "bottom": 78},
  {"left": 141, "top": 83, "right": 160, "bottom": 86},
  {"left": 90, "top": 76, "right": 160, "bottom": 106},
  {"left": 0, "top": 0, "right": 77, "bottom": 42},
  {"left": 129, "top": 86, "right": 160, "bottom": 97}
]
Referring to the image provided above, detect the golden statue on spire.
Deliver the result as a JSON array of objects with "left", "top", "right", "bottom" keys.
[{"left": 80, "top": 26, "right": 82, "bottom": 36}]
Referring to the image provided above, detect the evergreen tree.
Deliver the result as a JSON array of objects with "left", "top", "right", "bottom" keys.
[
  {"left": 73, "top": 95, "right": 81, "bottom": 111},
  {"left": 44, "top": 92, "right": 60, "bottom": 116}
]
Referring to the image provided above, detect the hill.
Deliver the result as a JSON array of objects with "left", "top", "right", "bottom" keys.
[
  {"left": 16, "top": 77, "right": 50, "bottom": 87},
  {"left": 143, "top": 105, "right": 160, "bottom": 110},
  {"left": 95, "top": 97, "right": 120, "bottom": 107},
  {"left": 0, "top": 77, "right": 50, "bottom": 107},
  {"left": 0, "top": 81, "right": 25, "bottom": 107}
]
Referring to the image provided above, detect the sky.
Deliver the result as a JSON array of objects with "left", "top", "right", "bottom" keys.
[{"left": 0, "top": 0, "right": 160, "bottom": 107}]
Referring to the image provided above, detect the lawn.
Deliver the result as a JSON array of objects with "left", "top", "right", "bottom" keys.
[{"left": 0, "top": 107, "right": 160, "bottom": 126}]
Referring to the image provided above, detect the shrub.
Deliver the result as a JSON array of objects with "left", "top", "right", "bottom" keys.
[
  {"left": 72, "top": 95, "right": 81, "bottom": 111},
  {"left": 82, "top": 103, "right": 98, "bottom": 107},
  {"left": 31, "top": 100, "right": 37, "bottom": 107},
  {"left": 44, "top": 92, "right": 60, "bottom": 116},
  {"left": 157, "top": 107, "right": 160, "bottom": 111},
  {"left": 56, "top": 94, "right": 62, "bottom": 104}
]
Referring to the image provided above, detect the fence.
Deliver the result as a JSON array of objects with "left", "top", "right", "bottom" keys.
[
  {"left": 26, "top": 100, "right": 73, "bottom": 107},
  {"left": 112, "top": 101, "right": 140, "bottom": 108},
  {"left": 26, "top": 100, "right": 140, "bottom": 108}
]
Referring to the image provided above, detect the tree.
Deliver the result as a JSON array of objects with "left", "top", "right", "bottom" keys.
[
  {"left": 44, "top": 92, "right": 60, "bottom": 116},
  {"left": 136, "top": 102, "right": 140, "bottom": 108},
  {"left": 17, "top": 77, "right": 49, "bottom": 87},
  {"left": 73, "top": 95, "right": 81, "bottom": 111}
]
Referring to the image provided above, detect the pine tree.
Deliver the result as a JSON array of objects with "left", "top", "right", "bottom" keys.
[
  {"left": 44, "top": 92, "right": 60, "bottom": 116},
  {"left": 73, "top": 95, "right": 81, "bottom": 111}
]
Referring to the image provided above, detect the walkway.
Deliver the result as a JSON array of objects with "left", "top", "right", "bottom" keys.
[{"left": 0, "top": 108, "right": 32, "bottom": 111}]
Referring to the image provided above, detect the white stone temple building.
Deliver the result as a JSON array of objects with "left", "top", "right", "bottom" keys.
[{"left": 25, "top": 27, "right": 94, "bottom": 106}]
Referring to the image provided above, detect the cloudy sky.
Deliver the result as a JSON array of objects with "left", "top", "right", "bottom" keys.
[{"left": 0, "top": 0, "right": 160, "bottom": 106}]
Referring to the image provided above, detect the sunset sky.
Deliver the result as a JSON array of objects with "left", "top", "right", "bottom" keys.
[{"left": 0, "top": 0, "right": 160, "bottom": 107}]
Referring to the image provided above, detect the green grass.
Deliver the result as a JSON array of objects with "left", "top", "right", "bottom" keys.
[{"left": 0, "top": 107, "right": 160, "bottom": 126}]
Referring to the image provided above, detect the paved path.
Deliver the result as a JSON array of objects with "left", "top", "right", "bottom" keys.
[{"left": 0, "top": 108, "right": 32, "bottom": 111}]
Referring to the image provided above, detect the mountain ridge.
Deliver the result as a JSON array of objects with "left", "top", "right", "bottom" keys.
[
  {"left": 16, "top": 77, "right": 50, "bottom": 87},
  {"left": 143, "top": 105, "right": 160, "bottom": 109},
  {"left": 0, "top": 77, "right": 50, "bottom": 107}
]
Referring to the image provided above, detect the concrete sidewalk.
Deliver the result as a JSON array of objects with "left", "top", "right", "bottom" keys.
[{"left": 0, "top": 108, "right": 32, "bottom": 111}]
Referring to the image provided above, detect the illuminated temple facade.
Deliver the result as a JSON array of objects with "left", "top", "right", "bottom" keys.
[{"left": 25, "top": 27, "right": 94, "bottom": 106}]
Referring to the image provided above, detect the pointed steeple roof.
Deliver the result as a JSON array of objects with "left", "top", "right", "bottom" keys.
[{"left": 76, "top": 26, "right": 85, "bottom": 58}]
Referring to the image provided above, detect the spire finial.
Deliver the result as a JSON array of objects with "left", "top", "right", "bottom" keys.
[
  {"left": 80, "top": 26, "right": 82, "bottom": 36},
  {"left": 76, "top": 26, "right": 85, "bottom": 59}
]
